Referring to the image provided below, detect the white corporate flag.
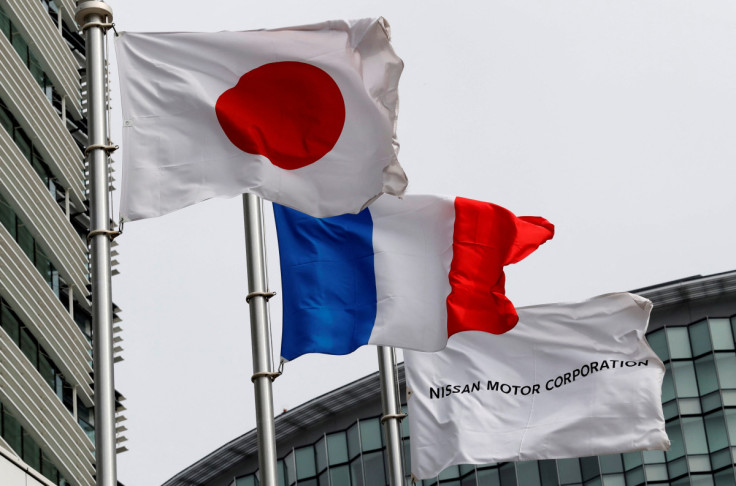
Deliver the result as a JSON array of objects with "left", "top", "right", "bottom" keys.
[
  {"left": 404, "top": 293, "right": 670, "bottom": 479},
  {"left": 115, "top": 18, "right": 407, "bottom": 221}
]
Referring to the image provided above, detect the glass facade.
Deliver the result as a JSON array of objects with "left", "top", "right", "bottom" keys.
[
  {"left": 0, "top": 297, "right": 95, "bottom": 444},
  {"left": 230, "top": 316, "right": 736, "bottom": 486},
  {"left": 0, "top": 399, "right": 74, "bottom": 486},
  {"left": 0, "top": 0, "right": 112, "bottom": 483},
  {"left": 0, "top": 96, "right": 69, "bottom": 212},
  {"left": 0, "top": 193, "right": 62, "bottom": 298}
]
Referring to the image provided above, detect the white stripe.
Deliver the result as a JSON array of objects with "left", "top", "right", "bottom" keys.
[{"left": 367, "top": 195, "right": 455, "bottom": 351}]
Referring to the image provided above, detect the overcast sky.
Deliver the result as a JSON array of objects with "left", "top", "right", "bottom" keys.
[{"left": 107, "top": 1, "right": 736, "bottom": 485}]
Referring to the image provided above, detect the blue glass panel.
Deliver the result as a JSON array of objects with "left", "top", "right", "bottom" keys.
[
  {"left": 624, "top": 467, "right": 644, "bottom": 486},
  {"left": 667, "top": 327, "right": 692, "bottom": 359},
  {"left": 714, "top": 467, "right": 736, "bottom": 486},
  {"left": 690, "top": 320, "right": 712, "bottom": 356},
  {"left": 710, "top": 319, "right": 734, "bottom": 350},
  {"left": 277, "top": 460, "right": 286, "bottom": 486},
  {"left": 315, "top": 436, "right": 327, "bottom": 472},
  {"left": 622, "top": 452, "right": 642, "bottom": 471},
  {"left": 716, "top": 353, "right": 736, "bottom": 389},
  {"left": 688, "top": 455, "right": 712, "bottom": 473},
  {"left": 284, "top": 451, "right": 296, "bottom": 485},
  {"left": 359, "top": 418, "right": 382, "bottom": 451},
  {"left": 350, "top": 457, "right": 365, "bottom": 486},
  {"left": 696, "top": 355, "right": 719, "bottom": 395},
  {"left": 711, "top": 448, "right": 733, "bottom": 470},
  {"left": 665, "top": 421, "right": 685, "bottom": 460},
  {"left": 679, "top": 397, "right": 702, "bottom": 415},
  {"left": 682, "top": 416, "right": 709, "bottom": 454},
  {"left": 539, "top": 460, "right": 559, "bottom": 486},
  {"left": 641, "top": 449, "right": 665, "bottom": 463},
  {"left": 460, "top": 465, "right": 475, "bottom": 476},
  {"left": 701, "top": 391, "right": 722, "bottom": 412},
  {"left": 401, "top": 406, "right": 410, "bottom": 438},
  {"left": 462, "top": 473, "right": 479, "bottom": 486},
  {"left": 295, "top": 446, "right": 316, "bottom": 480},
  {"left": 362, "top": 451, "right": 385, "bottom": 486},
  {"left": 663, "top": 400, "right": 679, "bottom": 419},
  {"left": 598, "top": 455, "right": 622, "bottom": 474},
  {"left": 235, "top": 476, "right": 257, "bottom": 486},
  {"left": 704, "top": 410, "right": 728, "bottom": 452},
  {"left": 327, "top": 431, "right": 349, "bottom": 465},
  {"left": 725, "top": 408, "right": 736, "bottom": 446},
  {"left": 661, "top": 362, "right": 675, "bottom": 402},
  {"left": 580, "top": 457, "right": 600, "bottom": 482},
  {"left": 403, "top": 440, "right": 411, "bottom": 477},
  {"left": 672, "top": 361, "right": 698, "bottom": 397},
  {"left": 557, "top": 458, "right": 582, "bottom": 484},
  {"left": 647, "top": 329, "right": 668, "bottom": 361},
  {"left": 516, "top": 461, "right": 541, "bottom": 486},
  {"left": 690, "top": 473, "right": 715, "bottom": 486},
  {"left": 643, "top": 464, "right": 667, "bottom": 482},
  {"left": 347, "top": 423, "right": 361, "bottom": 459},
  {"left": 499, "top": 463, "right": 517, "bottom": 486},
  {"left": 667, "top": 457, "right": 688, "bottom": 479},
  {"left": 330, "top": 465, "right": 351, "bottom": 486},
  {"left": 476, "top": 467, "right": 500, "bottom": 486},
  {"left": 601, "top": 474, "right": 623, "bottom": 486},
  {"left": 439, "top": 466, "right": 461, "bottom": 480}
]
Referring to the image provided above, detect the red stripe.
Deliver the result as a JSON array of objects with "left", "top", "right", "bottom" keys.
[{"left": 446, "top": 197, "right": 554, "bottom": 337}]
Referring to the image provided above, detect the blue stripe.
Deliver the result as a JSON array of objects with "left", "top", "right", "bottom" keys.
[{"left": 273, "top": 204, "right": 377, "bottom": 360}]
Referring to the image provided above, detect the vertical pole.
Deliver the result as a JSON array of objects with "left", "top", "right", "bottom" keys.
[
  {"left": 75, "top": 3, "right": 116, "bottom": 486},
  {"left": 378, "top": 346, "right": 405, "bottom": 486},
  {"left": 242, "top": 193, "right": 278, "bottom": 486}
]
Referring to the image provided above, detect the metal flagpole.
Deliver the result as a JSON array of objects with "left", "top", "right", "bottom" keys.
[
  {"left": 74, "top": 2, "right": 118, "bottom": 486},
  {"left": 242, "top": 193, "right": 279, "bottom": 486},
  {"left": 377, "top": 346, "right": 406, "bottom": 486}
]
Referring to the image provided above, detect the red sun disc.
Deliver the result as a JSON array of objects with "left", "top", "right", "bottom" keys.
[{"left": 215, "top": 61, "right": 346, "bottom": 170}]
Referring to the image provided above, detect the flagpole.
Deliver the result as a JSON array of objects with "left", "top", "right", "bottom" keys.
[
  {"left": 242, "top": 193, "right": 279, "bottom": 486},
  {"left": 377, "top": 346, "right": 406, "bottom": 486},
  {"left": 74, "top": 2, "right": 117, "bottom": 486}
]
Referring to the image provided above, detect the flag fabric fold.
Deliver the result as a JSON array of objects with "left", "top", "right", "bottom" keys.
[
  {"left": 404, "top": 293, "right": 670, "bottom": 479},
  {"left": 115, "top": 18, "right": 407, "bottom": 221},
  {"left": 273, "top": 194, "right": 554, "bottom": 360}
]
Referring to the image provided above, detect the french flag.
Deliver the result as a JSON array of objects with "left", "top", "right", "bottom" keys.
[{"left": 274, "top": 195, "right": 554, "bottom": 360}]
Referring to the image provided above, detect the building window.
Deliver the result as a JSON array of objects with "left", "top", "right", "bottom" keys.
[
  {"left": 0, "top": 400, "right": 74, "bottom": 485},
  {"left": 0, "top": 296, "right": 93, "bottom": 442},
  {"left": 0, "top": 98, "right": 69, "bottom": 212},
  {"left": 0, "top": 195, "right": 62, "bottom": 297}
]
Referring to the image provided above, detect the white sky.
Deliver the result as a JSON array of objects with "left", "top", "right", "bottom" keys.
[{"left": 107, "top": 1, "right": 736, "bottom": 485}]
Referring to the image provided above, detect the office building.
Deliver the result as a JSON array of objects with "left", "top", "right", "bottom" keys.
[
  {"left": 0, "top": 1, "right": 123, "bottom": 485},
  {"left": 165, "top": 271, "right": 736, "bottom": 486}
]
